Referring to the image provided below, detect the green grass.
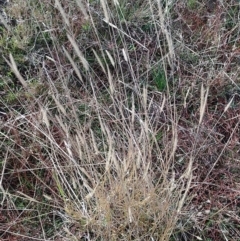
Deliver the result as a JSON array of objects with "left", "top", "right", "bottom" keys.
[
  {"left": 187, "top": 0, "right": 198, "bottom": 10},
  {"left": 0, "top": 0, "right": 240, "bottom": 240}
]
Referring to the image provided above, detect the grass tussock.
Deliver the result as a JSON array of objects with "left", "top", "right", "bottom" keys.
[{"left": 0, "top": 0, "right": 240, "bottom": 240}]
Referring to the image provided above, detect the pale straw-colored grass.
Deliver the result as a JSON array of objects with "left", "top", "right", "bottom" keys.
[{"left": 1, "top": 0, "right": 197, "bottom": 240}]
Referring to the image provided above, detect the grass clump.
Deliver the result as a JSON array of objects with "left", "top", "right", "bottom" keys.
[{"left": 0, "top": 0, "right": 240, "bottom": 240}]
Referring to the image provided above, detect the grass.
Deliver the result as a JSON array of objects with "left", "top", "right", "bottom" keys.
[{"left": 0, "top": 0, "right": 240, "bottom": 240}]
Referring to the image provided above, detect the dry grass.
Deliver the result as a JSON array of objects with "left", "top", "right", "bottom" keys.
[{"left": 0, "top": 0, "right": 240, "bottom": 240}]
